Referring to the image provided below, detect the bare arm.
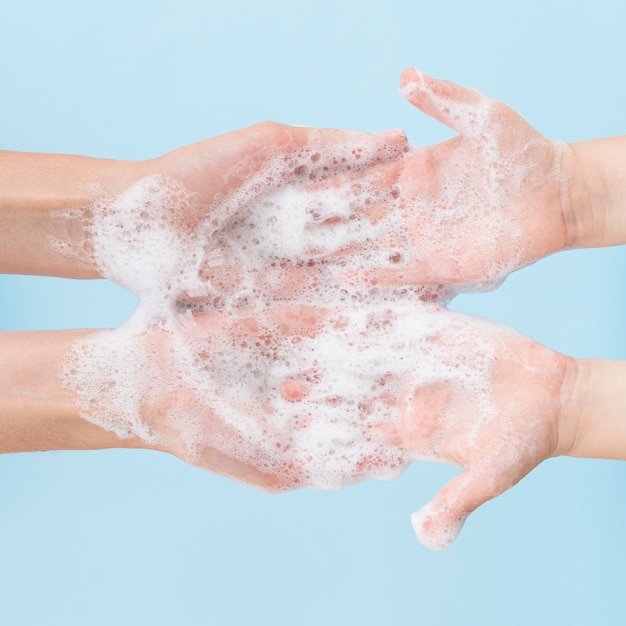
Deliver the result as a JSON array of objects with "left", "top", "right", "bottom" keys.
[
  {"left": 0, "top": 124, "right": 407, "bottom": 280},
  {"left": 570, "top": 137, "right": 626, "bottom": 249},
  {"left": 0, "top": 330, "right": 146, "bottom": 452},
  {"left": 2, "top": 313, "right": 624, "bottom": 553},
  {"left": 559, "top": 357, "right": 626, "bottom": 460},
  {"left": 0, "top": 151, "right": 149, "bottom": 278}
]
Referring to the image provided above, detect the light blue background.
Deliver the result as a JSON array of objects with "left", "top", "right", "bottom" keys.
[{"left": 1, "top": 1, "right": 625, "bottom": 624}]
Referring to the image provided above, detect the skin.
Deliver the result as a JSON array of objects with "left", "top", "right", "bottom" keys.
[
  {"left": 392, "top": 67, "right": 574, "bottom": 285},
  {"left": 1, "top": 69, "right": 625, "bottom": 550},
  {"left": 0, "top": 123, "right": 407, "bottom": 278}
]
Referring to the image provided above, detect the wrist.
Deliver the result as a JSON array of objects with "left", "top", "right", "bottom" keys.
[
  {"left": 558, "top": 141, "right": 602, "bottom": 250},
  {"left": 0, "top": 330, "right": 148, "bottom": 453},
  {"left": 556, "top": 356, "right": 626, "bottom": 460},
  {"left": 567, "top": 137, "right": 626, "bottom": 248},
  {"left": 553, "top": 355, "right": 585, "bottom": 458},
  {"left": 0, "top": 151, "right": 151, "bottom": 278}
]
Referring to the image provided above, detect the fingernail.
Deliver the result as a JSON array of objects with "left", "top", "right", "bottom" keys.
[{"left": 375, "top": 128, "right": 407, "bottom": 138}]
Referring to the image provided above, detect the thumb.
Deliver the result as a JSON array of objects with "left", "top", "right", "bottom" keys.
[
  {"left": 399, "top": 67, "right": 492, "bottom": 137},
  {"left": 412, "top": 468, "right": 501, "bottom": 550}
]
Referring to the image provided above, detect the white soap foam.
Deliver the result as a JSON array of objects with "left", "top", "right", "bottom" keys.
[
  {"left": 411, "top": 507, "right": 466, "bottom": 551},
  {"left": 58, "top": 129, "right": 563, "bottom": 546}
]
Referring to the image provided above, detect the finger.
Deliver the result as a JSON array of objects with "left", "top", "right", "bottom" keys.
[
  {"left": 304, "top": 149, "right": 404, "bottom": 199},
  {"left": 285, "top": 124, "right": 408, "bottom": 163},
  {"left": 180, "top": 123, "right": 408, "bottom": 206},
  {"left": 281, "top": 379, "right": 310, "bottom": 401},
  {"left": 192, "top": 443, "right": 286, "bottom": 493},
  {"left": 400, "top": 67, "right": 492, "bottom": 137},
  {"left": 270, "top": 305, "right": 329, "bottom": 338},
  {"left": 252, "top": 123, "right": 409, "bottom": 181},
  {"left": 211, "top": 122, "right": 407, "bottom": 176},
  {"left": 190, "top": 125, "right": 409, "bottom": 255},
  {"left": 411, "top": 468, "right": 502, "bottom": 550}
]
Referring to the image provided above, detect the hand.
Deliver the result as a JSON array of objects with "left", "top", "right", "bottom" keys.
[
  {"left": 170, "top": 79, "right": 581, "bottom": 301},
  {"left": 65, "top": 304, "right": 343, "bottom": 492},
  {"left": 278, "top": 305, "right": 570, "bottom": 550},
  {"left": 67, "top": 299, "right": 569, "bottom": 553},
  {"left": 377, "top": 67, "right": 580, "bottom": 288},
  {"left": 83, "top": 122, "right": 408, "bottom": 302},
  {"left": 396, "top": 311, "right": 570, "bottom": 549}
]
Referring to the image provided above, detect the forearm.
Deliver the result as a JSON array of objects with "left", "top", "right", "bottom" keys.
[
  {"left": 0, "top": 330, "right": 146, "bottom": 453},
  {"left": 0, "top": 151, "right": 150, "bottom": 277},
  {"left": 559, "top": 357, "right": 626, "bottom": 460},
  {"left": 569, "top": 136, "right": 626, "bottom": 248}
]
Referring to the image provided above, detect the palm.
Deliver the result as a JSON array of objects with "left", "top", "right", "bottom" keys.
[
  {"left": 150, "top": 306, "right": 563, "bottom": 502},
  {"left": 88, "top": 122, "right": 408, "bottom": 303},
  {"left": 394, "top": 68, "right": 571, "bottom": 288},
  {"left": 398, "top": 313, "right": 565, "bottom": 549},
  {"left": 74, "top": 306, "right": 332, "bottom": 492}
]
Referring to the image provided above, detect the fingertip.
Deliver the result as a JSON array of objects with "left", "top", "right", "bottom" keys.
[
  {"left": 399, "top": 67, "right": 424, "bottom": 101},
  {"left": 283, "top": 304, "right": 319, "bottom": 326},
  {"left": 400, "top": 66, "right": 422, "bottom": 88},
  {"left": 374, "top": 127, "right": 407, "bottom": 139},
  {"left": 281, "top": 379, "right": 309, "bottom": 402},
  {"left": 399, "top": 67, "right": 444, "bottom": 120},
  {"left": 372, "top": 128, "right": 409, "bottom": 157},
  {"left": 240, "top": 316, "right": 259, "bottom": 333},
  {"left": 399, "top": 68, "right": 488, "bottom": 135},
  {"left": 411, "top": 507, "right": 466, "bottom": 551}
]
